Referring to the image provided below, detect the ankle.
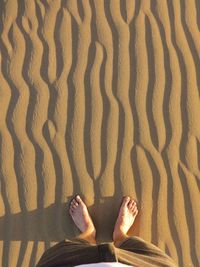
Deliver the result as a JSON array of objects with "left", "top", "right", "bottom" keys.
[
  {"left": 87, "top": 235, "right": 97, "bottom": 245},
  {"left": 113, "top": 233, "right": 129, "bottom": 247},
  {"left": 114, "top": 239, "right": 126, "bottom": 247},
  {"left": 78, "top": 228, "right": 96, "bottom": 244},
  {"left": 89, "top": 229, "right": 96, "bottom": 241},
  {"left": 113, "top": 230, "right": 128, "bottom": 243}
]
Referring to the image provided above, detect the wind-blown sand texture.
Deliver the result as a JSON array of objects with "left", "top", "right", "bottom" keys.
[{"left": 0, "top": 0, "right": 200, "bottom": 266}]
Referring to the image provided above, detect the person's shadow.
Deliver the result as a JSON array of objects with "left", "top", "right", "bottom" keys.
[
  {"left": 0, "top": 196, "right": 140, "bottom": 242},
  {"left": 0, "top": 196, "right": 140, "bottom": 266}
]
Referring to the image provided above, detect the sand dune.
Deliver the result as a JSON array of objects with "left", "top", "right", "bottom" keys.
[{"left": 0, "top": 0, "right": 200, "bottom": 266}]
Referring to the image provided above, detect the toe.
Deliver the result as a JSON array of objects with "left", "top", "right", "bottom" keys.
[
  {"left": 70, "top": 203, "right": 73, "bottom": 210},
  {"left": 123, "top": 196, "right": 130, "bottom": 206},
  {"left": 76, "top": 195, "right": 83, "bottom": 205},
  {"left": 131, "top": 199, "right": 137, "bottom": 207},
  {"left": 72, "top": 204, "right": 77, "bottom": 209},
  {"left": 132, "top": 206, "right": 138, "bottom": 214},
  {"left": 134, "top": 209, "right": 138, "bottom": 216},
  {"left": 130, "top": 204, "right": 135, "bottom": 211},
  {"left": 128, "top": 199, "right": 134, "bottom": 209},
  {"left": 134, "top": 200, "right": 138, "bottom": 207},
  {"left": 131, "top": 200, "right": 136, "bottom": 208},
  {"left": 72, "top": 199, "right": 79, "bottom": 207}
]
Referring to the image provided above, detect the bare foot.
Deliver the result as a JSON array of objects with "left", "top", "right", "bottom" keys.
[
  {"left": 113, "top": 196, "right": 138, "bottom": 242},
  {"left": 69, "top": 195, "right": 96, "bottom": 239}
]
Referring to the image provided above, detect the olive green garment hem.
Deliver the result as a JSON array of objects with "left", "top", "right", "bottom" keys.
[{"left": 36, "top": 236, "right": 177, "bottom": 267}]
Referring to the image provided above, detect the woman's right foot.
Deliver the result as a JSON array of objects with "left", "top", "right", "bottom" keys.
[
  {"left": 113, "top": 196, "right": 138, "bottom": 242},
  {"left": 69, "top": 195, "right": 96, "bottom": 241}
]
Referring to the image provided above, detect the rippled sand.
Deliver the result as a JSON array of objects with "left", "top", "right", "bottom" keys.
[{"left": 0, "top": 1, "right": 200, "bottom": 266}]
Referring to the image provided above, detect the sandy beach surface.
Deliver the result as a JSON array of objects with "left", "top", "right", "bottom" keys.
[{"left": 0, "top": 0, "right": 200, "bottom": 266}]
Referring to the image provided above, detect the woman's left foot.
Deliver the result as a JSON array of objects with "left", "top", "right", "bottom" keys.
[
  {"left": 69, "top": 195, "right": 96, "bottom": 240},
  {"left": 113, "top": 196, "right": 138, "bottom": 242}
]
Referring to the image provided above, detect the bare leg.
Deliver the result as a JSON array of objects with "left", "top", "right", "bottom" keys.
[
  {"left": 113, "top": 196, "right": 138, "bottom": 247},
  {"left": 69, "top": 195, "right": 96, "bottom": 245}
]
